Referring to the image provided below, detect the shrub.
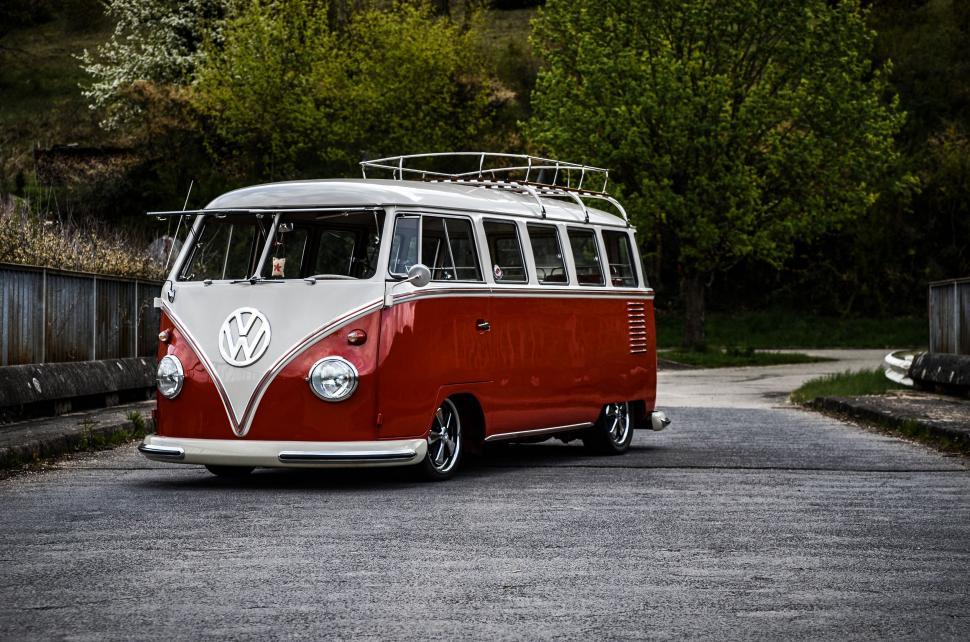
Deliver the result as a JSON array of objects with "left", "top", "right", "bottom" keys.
[{"left": 0, "top": 195, "right": 166, "bottom": 280}]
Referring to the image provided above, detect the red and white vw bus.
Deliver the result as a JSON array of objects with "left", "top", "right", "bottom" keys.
[{"left": 139, "top": 153, "right": 668, "bottom": 480}]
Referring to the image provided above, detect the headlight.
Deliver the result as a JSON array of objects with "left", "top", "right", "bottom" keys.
[
  {"left": 308, "top": 357, "right": 358, "bottom": 402},
  {"left": 157, "top": 355, "right": 184, "bottom": 399}
]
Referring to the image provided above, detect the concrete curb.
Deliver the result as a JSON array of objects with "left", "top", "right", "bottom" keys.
[
  {"left": 0, "top": 358, "right": 156, "bottom": 423},
  {"left": 809, "top": 395, "right": 970, "bottom": 452},
  {"left": 0, "top": 402, "right": 155, "bottom": 470}
]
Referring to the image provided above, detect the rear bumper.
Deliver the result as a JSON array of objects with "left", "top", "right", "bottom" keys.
[{"left": 138, "top": 434, "right": 427, "bottom": 468}]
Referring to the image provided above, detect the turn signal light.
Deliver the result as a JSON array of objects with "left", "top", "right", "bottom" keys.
[
  {"left": 158, "top": 329, "right": 171, "bottom": 343},
  {"left": 347, "top": 329, "right": 367, "bottom": 345}
]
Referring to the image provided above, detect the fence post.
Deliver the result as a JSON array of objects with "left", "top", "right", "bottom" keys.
[
  {"left": 92, "top": 275, "right": 97, "bottom": 361},
  {"left": 41, "top": 268, "right": 47, "bottom": 364},
  {"left": 133, "top": 281, "right": 139, "bottom": 358},
  {"left": 955, "top": 282, "right": 961, "bottom": 356}
]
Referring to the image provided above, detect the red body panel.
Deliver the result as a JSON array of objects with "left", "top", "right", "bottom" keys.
[
  {"left": 246, "top": 313, "right": 381, "bottom": 441},
  {"left": 480, "top": 293, "right": 655, "bottom": 435},
  {"left": 156, "top": 312, "right": 233, "bottom": 438},
  {"left": 155, "top": 292, "right": 657, "bottom": 442}
]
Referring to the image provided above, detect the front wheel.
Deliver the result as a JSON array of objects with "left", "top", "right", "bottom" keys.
[
  {"left": 583, "top": 401, "right": 634, "bottom": 454},
  {"left": 419, "top": 398, "right": 463, "bottom": 481}
]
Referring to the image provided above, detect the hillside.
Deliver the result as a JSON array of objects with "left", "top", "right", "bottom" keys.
[{"left": 0, "top": 11, "right": 116, "bottom": 193}]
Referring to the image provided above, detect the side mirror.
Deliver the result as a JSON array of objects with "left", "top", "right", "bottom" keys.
[
  {"left": 384, "top": 263, "right": 432, "bottom": 309},
  {"left": 406, "top": 263, "right": 431, "bottom": 288}
]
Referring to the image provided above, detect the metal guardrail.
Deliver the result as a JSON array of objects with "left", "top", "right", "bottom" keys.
[
  {"left": 884, "top": 351, "right": 915, "bottom": 387},
  {"left": 0, "top": 263, "right": 161, "bottom": 366},
  {"left": 929, "top": 277, "right": 970, "bottom": 355}
]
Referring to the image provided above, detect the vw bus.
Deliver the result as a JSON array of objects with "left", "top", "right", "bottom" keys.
[{"left": 139, "top": 153, "right": 669, "bottom": 480}]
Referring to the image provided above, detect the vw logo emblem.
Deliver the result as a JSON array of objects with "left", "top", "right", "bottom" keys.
[{"left": 218, "top": 307, "right": 271, "bottom": 367}]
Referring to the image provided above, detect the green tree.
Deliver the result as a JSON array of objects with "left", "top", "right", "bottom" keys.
[
  {"left": 192, "top": 0, "right": 495, "bottom": 179},
  {"left": 527, "top": 0, "right": 906, "bottom": 348}
]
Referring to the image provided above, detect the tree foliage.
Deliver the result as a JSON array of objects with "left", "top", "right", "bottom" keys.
[
  {"left": 527, "top": 0, "right": 906, "bottom": 347},
  {"left": 192, "top": 0, "right": 496, "bottom": 179},
  {"left": 868, "top": 0, "right": 970, "bottom": 289}
]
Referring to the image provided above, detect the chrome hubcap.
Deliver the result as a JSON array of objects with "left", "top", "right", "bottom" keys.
[
  {"left": 427, "top": 399, "right": 461, "bottom": 473},
  {"left": 605, "top": 402, "right": 631, "bottom": 445}
]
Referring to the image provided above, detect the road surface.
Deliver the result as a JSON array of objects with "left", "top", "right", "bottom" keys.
[{"left": 1, "top": 350, "right": 967, "bottom": 639}]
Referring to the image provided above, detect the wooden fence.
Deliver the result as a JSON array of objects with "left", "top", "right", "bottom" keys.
[
  {"left": 0, "top": 263, "right": 161, "bottom": 366},
  {"left": 929, "top": 277, "right": 970, "bottom": 355}
]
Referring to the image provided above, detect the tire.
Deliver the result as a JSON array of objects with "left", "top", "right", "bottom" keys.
[
  {"left": 205, "top": 465, "right": 254, "bottom": 477},
  {"left": 419, "top": 398, "right": 463, "bottom": 481},
  {"left": 582, "top": 401, "right": 634, "bottom": 455}
]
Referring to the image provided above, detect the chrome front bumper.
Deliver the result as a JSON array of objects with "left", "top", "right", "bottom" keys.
[{"left": 138, "top": 435, "right": 427, "bottom": 468}]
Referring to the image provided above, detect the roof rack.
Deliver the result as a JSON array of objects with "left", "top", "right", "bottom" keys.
[{"left": 360, "top": 152, "right": 627, "bottom": 225}]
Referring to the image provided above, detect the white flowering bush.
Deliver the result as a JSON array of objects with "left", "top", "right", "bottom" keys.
[{"left": 78, "top": 0, "right": 232, "bottom": 128}]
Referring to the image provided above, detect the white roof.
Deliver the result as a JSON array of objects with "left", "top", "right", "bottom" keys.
[{"left": 204, "top": 179, "right": 629, "bottom": 228}]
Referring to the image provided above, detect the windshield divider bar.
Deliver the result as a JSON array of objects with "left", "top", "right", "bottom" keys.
[{"left": 252, "top": 213, "right": 281, "bottom": 280}]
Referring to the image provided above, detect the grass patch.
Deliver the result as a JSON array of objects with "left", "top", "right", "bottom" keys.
[
  {"left": 656, "top": 309, "right": 926, "bottom": 350},
  {"left": 661, "top": 347, "right": 830, "bottom": 369},
  {"left": 0, "top": 410, "right": 153, "bottom": 477},
  {"left": 790, "top": 368, "right": 903, "bottom": 404},
  {"left": 801, "top": 393, "right": 970, "bottom": 458}
]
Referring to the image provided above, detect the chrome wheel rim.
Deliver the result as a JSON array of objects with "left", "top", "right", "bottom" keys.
[
  {"left": 605, "top": 402, "right": 631, "bottom": 445},
  {"left": 427, "top": 399, "right": 461, "bottom": 473}
]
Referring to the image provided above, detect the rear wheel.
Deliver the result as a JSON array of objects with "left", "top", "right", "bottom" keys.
[
  {"left": 205, "top": 465, "right": 254, "bottom": 477},
  {"left": 420, "top": 398, "right": 463, "bottom": 481},
  {"left": 583, "top": 401, "right": 634, "bottom": 454}
]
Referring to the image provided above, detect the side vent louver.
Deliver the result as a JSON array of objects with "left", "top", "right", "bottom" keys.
[{"left": 627, "top": 301, "right": 648, "bottom": 354}]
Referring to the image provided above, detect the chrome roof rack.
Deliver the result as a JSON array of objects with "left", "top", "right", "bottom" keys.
[{"left": 360, "top": 152, "right": 628, "bottom": 225}]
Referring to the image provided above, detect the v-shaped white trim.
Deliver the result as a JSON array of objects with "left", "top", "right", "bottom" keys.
[{"left": 160, "top": 299, "right": 383, "bottom": 437}]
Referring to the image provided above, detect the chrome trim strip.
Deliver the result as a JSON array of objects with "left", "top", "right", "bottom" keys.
[
  {"left": 278, "top": 449, "right": 417, "bottom": 463},
  {"left": 485, "top": 422, "right": 594, "bottom": 443},
  {"left": 394, "top": 289, "right": 655, "bottom": 304},
  {"left": 138, "top": 444, "right": 185, "bottom": 460}
]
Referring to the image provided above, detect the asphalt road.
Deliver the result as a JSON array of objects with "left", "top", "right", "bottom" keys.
[{"left": 1, "top": 352, "right": 969, "bottom": 639}]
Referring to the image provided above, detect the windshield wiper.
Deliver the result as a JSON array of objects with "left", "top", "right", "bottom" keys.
[
  {"left": 303, "top": 274, "right": 356, "bottom": 284},
  {"left": 229, "top": 275, "right": 283, "bottom": 285}
]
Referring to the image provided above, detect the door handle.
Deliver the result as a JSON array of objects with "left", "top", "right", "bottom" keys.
[{"left": 476, "top": 319, "right": 491, "bottom": 332}]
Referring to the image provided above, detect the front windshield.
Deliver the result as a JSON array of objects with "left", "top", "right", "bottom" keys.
[{"left": 178, "top": 210, "right": 384, "bottom": 281}]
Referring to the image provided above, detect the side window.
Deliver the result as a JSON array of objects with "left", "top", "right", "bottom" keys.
[
  {"left": 567, "top": 228, "right": 605, "bottom": 286},
  {"left": 527, "top": 224, "right": 568, "bottom": 284},
  {"left": 483, "top": 220, "right": 527, "bottom": 283},
  {"left": 421, "top": 216, "right": 482, "bottom": 281},
  {"left": 389, "top": 216, "right": 419, "bottom": 276},
  {"left": 602, "top": 230, "right": 639, "bottom": 287}
]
